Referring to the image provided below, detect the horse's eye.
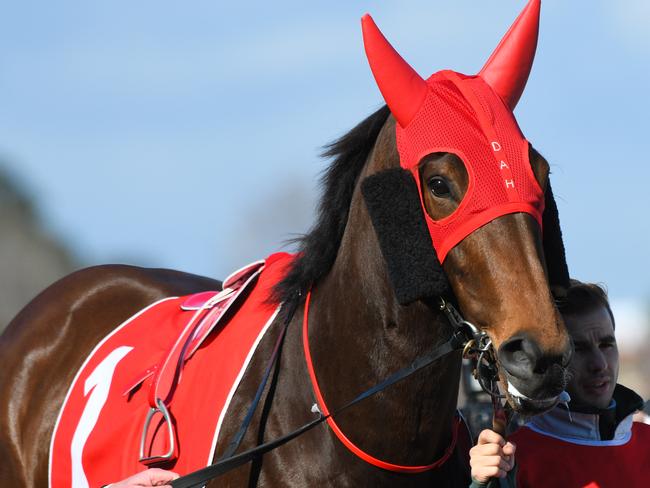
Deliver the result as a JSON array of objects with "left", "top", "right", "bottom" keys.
[{"left": 427, "top": 177, "right": 451, "bottom": 197}]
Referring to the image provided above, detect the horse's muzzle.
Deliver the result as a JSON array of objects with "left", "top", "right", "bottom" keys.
[{"left": 497, "top": 334, "right": 571, "bottom": 413}]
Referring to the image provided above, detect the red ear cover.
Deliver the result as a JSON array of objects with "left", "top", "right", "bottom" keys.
[
  {"left": 479, "top": 0, "right": 540, "bottom": 109},
  {"left": 361, "top": 14, "right": 428, "bottom": 128},
  {"left": 361, "top": 5, "right": 545, "bottom": 265}
]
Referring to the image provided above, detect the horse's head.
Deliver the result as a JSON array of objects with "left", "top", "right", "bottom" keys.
[{"left": 362, "top": 0, "right": 572, "bottom": 416}]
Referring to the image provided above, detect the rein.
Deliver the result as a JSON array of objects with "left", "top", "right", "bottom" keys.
[
  {"left": 170, "top": 292, "right": 498, "bottom": 488},
  {"left": 302, "top": 289, "right": 462, "bottom": 473}
]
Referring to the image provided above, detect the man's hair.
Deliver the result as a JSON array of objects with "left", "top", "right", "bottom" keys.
[{"left": 556, "top": 279, "right": 615, "bottom": 329}]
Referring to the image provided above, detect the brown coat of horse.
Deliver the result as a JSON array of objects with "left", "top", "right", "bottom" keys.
[{"left": 0, "top": 103, "right": 571, "bottom": 486}]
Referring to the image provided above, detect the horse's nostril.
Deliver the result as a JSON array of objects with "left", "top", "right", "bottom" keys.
[
  {"left": 501, "top": 337, "right": 524, "bottom": 354},
  {"left": 502, "top": 338, "right": 530, "bottom": 365},
  {"left": 499, "top": 334, "right": 569, "bottom": 383},
  {"left": 498, "top": 335, "right": 543, "bottom": 379}
]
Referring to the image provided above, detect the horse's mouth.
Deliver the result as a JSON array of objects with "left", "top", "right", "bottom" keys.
[{"left": 506, "top": 382, "right": 569, "bottom": 415}]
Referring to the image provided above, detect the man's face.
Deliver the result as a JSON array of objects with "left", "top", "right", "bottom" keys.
[{"left": 564, "top": 305, "right": 619, "bottom": 411}]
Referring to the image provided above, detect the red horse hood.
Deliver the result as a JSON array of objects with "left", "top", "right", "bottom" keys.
[{"left": 362, "top": 0, "right": 545, "bottom": 262}]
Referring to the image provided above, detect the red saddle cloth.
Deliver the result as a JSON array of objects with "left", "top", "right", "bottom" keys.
[{"left": 49, "top": 253, "right": 293, "bottom": 488}]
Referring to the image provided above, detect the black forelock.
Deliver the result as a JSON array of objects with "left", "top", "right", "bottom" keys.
[{"left": 271, "top": 105, "right": 391, "bottom": 304}]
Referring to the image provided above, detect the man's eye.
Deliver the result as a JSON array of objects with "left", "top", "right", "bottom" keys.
[{"left": 427, "top": 177, "right": 451, "bottom": 197}]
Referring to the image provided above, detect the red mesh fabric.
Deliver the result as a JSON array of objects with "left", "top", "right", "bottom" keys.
[{"left": 396, "top": 70, "right": 544, "bottom": 262}]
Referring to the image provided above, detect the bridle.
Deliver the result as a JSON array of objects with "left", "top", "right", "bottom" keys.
[
  {"left": 438, "top": 297, "right": 504, "bottom": 400},
  {"left": 439, "top": 296, "right": 512, "bottom": 439},
  {"left": 169, "top": 292, "right": 504, "bottom": 488}
]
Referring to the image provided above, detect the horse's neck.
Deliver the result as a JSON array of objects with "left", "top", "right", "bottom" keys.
[{"left": 306, "top": 246, "right": 462, "bottom": 465}]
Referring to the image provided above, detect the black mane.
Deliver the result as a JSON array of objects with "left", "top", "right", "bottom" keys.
[{"left": 272, "top": 105, "right": 390, "bottom": 304}]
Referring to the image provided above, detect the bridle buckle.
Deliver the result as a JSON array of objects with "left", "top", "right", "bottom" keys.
[{"left": 438, "top": 297, "right": 504, "bottom": 400}]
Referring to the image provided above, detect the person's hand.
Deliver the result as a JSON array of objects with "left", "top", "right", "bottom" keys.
[
  {"left": 109, "top": 468, "right": 179, "bottom": 487},
  {"left": 469, "top": 429, "right": 516, "bottom": 483}
]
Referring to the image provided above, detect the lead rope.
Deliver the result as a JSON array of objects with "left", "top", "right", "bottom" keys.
[{"left": 490, "top": 395, "right": 513, "bottom": 488}]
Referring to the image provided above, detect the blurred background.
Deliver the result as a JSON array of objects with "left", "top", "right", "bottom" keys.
[{"left": 1, "top": 1, "right": 648, "bottom": 398}]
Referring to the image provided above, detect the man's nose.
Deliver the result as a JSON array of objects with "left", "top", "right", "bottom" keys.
[{"left": 587, "top": 349, "right": 607, "bottom": 372}]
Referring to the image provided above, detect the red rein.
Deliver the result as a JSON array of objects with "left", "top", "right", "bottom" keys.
[{"left": 302, "top": 289, "right": 461, "bottom": 473}]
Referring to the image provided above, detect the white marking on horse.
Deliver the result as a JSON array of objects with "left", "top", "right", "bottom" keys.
[{"left": 70, "top": 346, "right": 133, "bottom": 488}]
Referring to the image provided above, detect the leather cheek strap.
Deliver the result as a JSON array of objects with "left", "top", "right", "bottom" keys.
[{"left": 361, "top": 168, "right": 450, "bottom": 305}]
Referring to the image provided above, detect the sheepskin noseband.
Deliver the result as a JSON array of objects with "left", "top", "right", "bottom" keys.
[{"left": 361, "top": 168, "right": 449, "bottom": 304}]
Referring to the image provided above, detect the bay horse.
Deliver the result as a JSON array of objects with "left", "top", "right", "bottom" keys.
[{"left": 0, "top": 1, "right": 573, "bottom": 486}]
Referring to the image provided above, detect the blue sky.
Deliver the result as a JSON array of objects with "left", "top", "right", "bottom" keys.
[{"left": 1, "top": 0, "right": 648, "bottom": 313}]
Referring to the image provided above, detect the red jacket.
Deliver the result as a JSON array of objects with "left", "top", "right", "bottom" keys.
[{"left": 510, "top": 385, "right": 650, "bottom": 488}]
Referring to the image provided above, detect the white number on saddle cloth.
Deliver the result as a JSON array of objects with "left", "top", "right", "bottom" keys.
[{"left": 70, "top": 346, "right": 133, "bottom": 488}]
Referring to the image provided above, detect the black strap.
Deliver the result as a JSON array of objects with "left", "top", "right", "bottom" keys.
[
  {"left": 170, "top": 417, "right": 322, "bottom": 488},
  {"left": 332, "top": 329, "right": 465, "bottom": 413},
  {"left": 170, "top": 327, "right": 467, "bottom": 488},
  {"left": 218, "top": 299, "right": 296, "bottom": 460}
]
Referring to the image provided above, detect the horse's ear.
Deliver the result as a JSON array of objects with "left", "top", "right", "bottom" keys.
[
  {"left": 542, "top": 178, "right": 570, "bottom": 296},
  {"left": 361, "top": 168, "right": 450, "bottom": 304}
]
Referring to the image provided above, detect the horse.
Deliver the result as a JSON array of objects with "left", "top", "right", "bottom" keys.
[{"left": 0, "top": 1, "right": 573, "bottom": 486}]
